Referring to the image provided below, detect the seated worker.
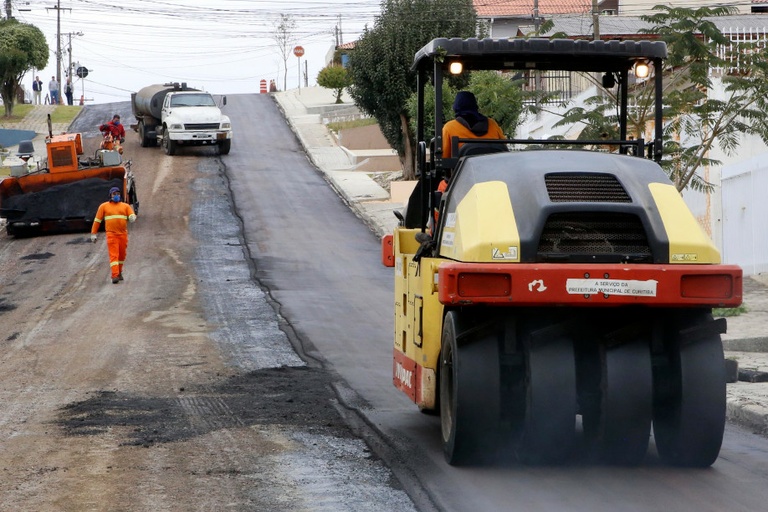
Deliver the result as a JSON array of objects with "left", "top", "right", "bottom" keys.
[
  {"left": 441, "top": 91, "right": 505, "bottom": 159},
  {"left": 432, "top": 92, "right": 506, "bottom": 232},
  {"left": 99, "top": 114, "right": 126, "bottom": 143}
]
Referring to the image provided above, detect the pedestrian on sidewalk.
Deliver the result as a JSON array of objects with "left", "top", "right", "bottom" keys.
[
  {"left": 32, "top": 76, "right": 43, "bottom": 105},
  {"left": 90, "top": 187, "right": 137, "bottom": 284},
  {"left": 64, "top": 78, "right": 74, "bottom": 106},
  {"left": 48, "top": 76, "right": 59, "bottom": 105}
]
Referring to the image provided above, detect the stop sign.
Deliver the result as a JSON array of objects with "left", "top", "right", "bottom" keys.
[
  {"left": 76, "top": 66, "right": 89, "bottom": 78},
  {"left": 293, "top": 46, "right": 304, "bottom": 58}
]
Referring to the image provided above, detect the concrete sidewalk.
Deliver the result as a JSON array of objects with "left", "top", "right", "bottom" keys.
[{"left": 272, "top": 86, "right": 768, "bottom": 437}]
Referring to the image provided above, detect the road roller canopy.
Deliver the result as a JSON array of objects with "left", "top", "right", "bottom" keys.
[
  {"left": 407, "top": 37, "right": 668, "bottom": 233},
  {"left": 411, "top": 38, "right": 667, "bottom": 73}
]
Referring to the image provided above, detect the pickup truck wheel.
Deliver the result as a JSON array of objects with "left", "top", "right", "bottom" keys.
[
  {"left": 219, "top": 139, "right": 231, "bottom": 155},
  {"left": 162, "top": 131, "right": 176, "bottom": 156}
]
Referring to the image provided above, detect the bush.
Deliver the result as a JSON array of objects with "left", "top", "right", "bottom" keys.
[{"left": 317, "top": 65, "right": 352, "bottom": 104}]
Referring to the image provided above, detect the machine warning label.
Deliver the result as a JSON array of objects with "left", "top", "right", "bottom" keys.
[
  {"left": 566, "top": 278, "right": 658, "bottom": 297},
  {"left": 492, "top": 246, "right": 518, "bottom": 260},
  {"left": 671, "top": 253, "right": 698, "bottom": 261}
]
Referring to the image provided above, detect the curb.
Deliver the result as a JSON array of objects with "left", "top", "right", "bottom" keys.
[
  {"left": 727, "top": 397, "right": 768, "bottom": 436},
  {"left": 723, "top": 338, "right": 768, "bottom": 352}
]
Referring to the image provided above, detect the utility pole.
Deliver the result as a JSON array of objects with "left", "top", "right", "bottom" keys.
[
  {"left": 66, "top": 32, "right": 83, "bottom": 78},
  {"left": 592, "top": 0, "right": 600, "bottom": 40},
  {"left": 5, "top": 0, "right": 12, "bottom": 20},
  {"left": 46, "top": 0, "right": 71, "bottom": 105}
]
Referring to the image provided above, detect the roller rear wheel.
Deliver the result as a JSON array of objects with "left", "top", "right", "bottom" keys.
[
  {"left": 653, "top": 310, "right": 726, "bottom": 467},
  {"left": 583, "top": 334, "right": 652, "bottom": 465},
  {"left": 513, "top": 318, "right": 577, "bottom": 464},
  {"left": 440, "top": 311, "right": 500, "bottom": 465}
]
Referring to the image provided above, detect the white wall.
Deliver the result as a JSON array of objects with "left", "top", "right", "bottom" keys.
[{"left": 618, "top": 0, "right": 752, "bottom": 15}]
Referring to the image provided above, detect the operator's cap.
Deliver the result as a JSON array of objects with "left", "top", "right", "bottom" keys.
[{"left": 109, "top": 187, "right": 121, "bottom": 196}]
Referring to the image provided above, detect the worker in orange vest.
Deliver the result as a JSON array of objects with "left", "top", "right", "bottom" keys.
[
  {"left": 442, "top": 91, "right": 505, "bottom": 159},
  {"left": 90, "top": 187, "right": 137, "bottom": 284}
]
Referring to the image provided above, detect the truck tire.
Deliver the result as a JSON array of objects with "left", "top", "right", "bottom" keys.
[
  {"left": 219, "top": 139, "right": 231, "bottom": 155},
  {"left": 162, "top": 130, "right": 177, "bottom": 156},
  {"left": 138, "top": 121, "right": 154, "bottom": 148}
]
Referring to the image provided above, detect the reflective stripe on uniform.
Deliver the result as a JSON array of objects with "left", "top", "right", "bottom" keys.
[{"left": 104, "top": 214, "right": 128, "bottom": 220}]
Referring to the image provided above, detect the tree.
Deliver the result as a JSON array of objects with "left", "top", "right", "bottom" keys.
[
  {"left": 641, "top": 5, "right": 768, "bottom": 191},
  {"left": 0, "top": 19, "right": 48, "bottom": 117},
  {"left": 273, "top": 14, "right": 296, "bottom": 92},
  {"left": 549, "top": 6, "right": 768, "bottom": 192},
  {"left": 317, "top": 65, "right": 352, "bottom": 103},
  {"left": 466, "top": 71, "right": 525, "bottom": 136},
  {"left": 348, "top": 0, "right": 480, "bottom": 179}
]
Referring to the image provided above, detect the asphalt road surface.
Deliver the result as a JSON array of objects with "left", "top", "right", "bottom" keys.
[
  {"left": 1, "top": 94, "right": 768, "bottom": 511},
  {"left": 223, "top": 93, "right": 768, "bottom": 512}
]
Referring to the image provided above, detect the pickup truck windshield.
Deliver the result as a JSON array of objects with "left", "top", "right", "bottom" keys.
[{"left": 170, "top": 94, "right": 216, "bottom": 107}]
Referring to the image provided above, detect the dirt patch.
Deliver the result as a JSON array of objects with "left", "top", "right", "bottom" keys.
[
  {"left": 369, "top": 170, "right": 403, "bottom": 192},
  {"left": 58, "top": 367, "right": 353, "bottom": 447}
]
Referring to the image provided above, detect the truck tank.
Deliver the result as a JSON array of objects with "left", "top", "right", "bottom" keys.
[{"left": 131, "top": 82, "right": 199, "bottom": 121}]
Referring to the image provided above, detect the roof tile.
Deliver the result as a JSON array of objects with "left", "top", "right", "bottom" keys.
[{"left": 474, "top": 0, "right": 591, "bottom": 17}]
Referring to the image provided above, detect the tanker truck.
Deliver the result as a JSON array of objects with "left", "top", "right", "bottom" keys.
[{"left": 131, "top": 82, "right": 232, "bottom": 156}]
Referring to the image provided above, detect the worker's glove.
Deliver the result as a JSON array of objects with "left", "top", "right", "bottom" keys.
[
  {"left": 90, "top": 234, "right": 97, "bottom": 243},
  {"left": 120, "top": 138, "right": 125, "bottom": 144},
  {"left": 128, "top": 214, "right": 136, "bottom": 223}
]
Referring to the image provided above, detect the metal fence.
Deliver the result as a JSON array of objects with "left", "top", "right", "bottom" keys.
[{"left": 713, "top": 26, "right": 768, "bottom": 75}]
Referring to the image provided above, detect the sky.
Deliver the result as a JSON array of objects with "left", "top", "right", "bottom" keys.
[{"left": 11, "top": 0, "right": 383, "bottom": 104}]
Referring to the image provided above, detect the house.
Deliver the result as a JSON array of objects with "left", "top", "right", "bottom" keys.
[
  {"left": 473, "top": 1, "right": 593, "bottom": 37},
  {"left": 474, "top": 1, "right": 768, "bottom": 37},
  {"left": 615, "top": 0, "right": 759, "bottom": 16}
]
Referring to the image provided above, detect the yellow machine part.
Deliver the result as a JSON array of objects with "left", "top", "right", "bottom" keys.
[
  {"left": 393, "top": 228, "right": 445, "bottom": 409},
  {"left": 439, "top": 181, "right": 521, "bottom": 263},
  {"left": 649, "top": 182, "right": 721, "bottom": 264}
]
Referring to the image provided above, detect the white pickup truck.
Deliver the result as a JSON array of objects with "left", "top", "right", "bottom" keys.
[{"left": 131, "top": 83, "right": 232, "bottom": 155}]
